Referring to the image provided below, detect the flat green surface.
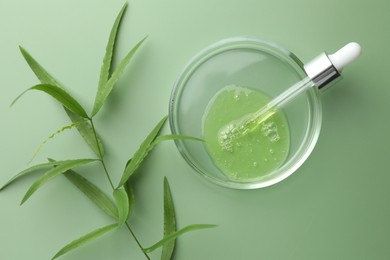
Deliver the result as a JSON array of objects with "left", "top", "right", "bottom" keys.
[{"left": 0, "top": 0, "right": 389, "bottom": 259}]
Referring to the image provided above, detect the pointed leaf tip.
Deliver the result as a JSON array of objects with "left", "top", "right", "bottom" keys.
[
  {"left": 97, "top": 1, "right": 128, "bottom": 96},
  {"left": 51, "top": 223, "right": 118, "bottom": 259},
  {"left": 18, "top": 46, "right": 59, "bottom": 86},
  {"left": 118, "top": 115, "right": 167, "bottom": 186},
  {"left": 144, "top": 224, "right": 217, "bottom": 253},
  {"left": 30, "top": 121, "right": 86, "bottom": 163},
  {"left": 20, "top": 159, "right": 97, "bottom": 205},
  {"left": 11, "top": 84, "right": 89, "bottom": 118},
  {"left": 161, "top": 177, "right": 176, "bottom": 260},
  {"left": 92, "top": 36, "right": 147, "bottom": 117},
  {"left": 0, "top": 161, "right": 61, "bottom": 192}
]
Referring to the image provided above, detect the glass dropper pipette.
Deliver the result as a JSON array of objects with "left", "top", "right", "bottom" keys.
[{"left": 218, "top": 42, "right": 362, "bottom": 145}]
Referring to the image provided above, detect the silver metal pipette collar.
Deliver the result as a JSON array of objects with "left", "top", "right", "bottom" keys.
[{"left": 304, "top": 53, "right": 340, "bottom": 90}]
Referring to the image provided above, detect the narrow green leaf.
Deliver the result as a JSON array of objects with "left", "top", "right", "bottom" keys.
[
  {"left": 47, "top": 159, "right": 117, "bottom": 218},
  {"left": 144, "top": 224, "right": 217, "bottom": 253},
  {"left": 0, "top": 161, "right": 65, "bottom": 191},
  {"left": 118, "top": 116, "right": 167, "bottom": 187},
  {"left": 19, "top": 46, "right": 59, "bottom": 86},
  {"left": 52, "top": 223, "right": 118, "bottom": 260},
  {"left": 30, "top": 121, "right": 85, "bottom": 163},
  {"left": 153, "top": 134, "right": 204, "bottom": 146},
  {"left": 161, "top": 177, "right": 176, "bottom": 260},
  {"left": 65, "top": 108, "right": 104, "bottom": 157},
  {"left": 11, "top": 84, "right": 88, "bottom": 118},
  {"left": 118, "top": 125, "right": 204, "bottom": 187},
  {"left": 113, "top": 188, "right": 129, "bottom": 227},
  {"left": 18, "top": 46, "right": 102, "bottom": 156},
  {"left": 21, "top": 159, "right": 97, "bottom": 204},
  {"left": 92, "top": 36, "right": 147, "bottom": 116},
  {"left": 98, "top": 2, "right": 127, "bottom": 94},
  {"left": 64, "top": 170, "right": 118, "bottom": 219},
  {"left": 124, "top": 178, "right": 135, "bottom": 218}
]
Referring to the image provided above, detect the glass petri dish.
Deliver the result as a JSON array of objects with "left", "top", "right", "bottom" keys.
[{"left": 169, "top": 37, "right": 322, "bottom": 189}]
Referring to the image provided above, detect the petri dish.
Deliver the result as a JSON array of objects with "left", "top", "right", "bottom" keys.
[{"left": 169, "top": 37, "right": 322, "bottom": 189}]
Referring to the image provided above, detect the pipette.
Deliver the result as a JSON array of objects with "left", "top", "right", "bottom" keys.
[{"left": 218, "top": 42, "right": 362, "bottom": 147}]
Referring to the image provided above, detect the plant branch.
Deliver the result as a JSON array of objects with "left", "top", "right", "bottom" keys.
[
  {"left": 125, "top": 222, "right": 150, "bottom": 260},
  {"left": 89, "top": 118, "right": 150, "bottom": 259},
  {"left": 89, "top": 118, "right": 115, "bottom": 189}
]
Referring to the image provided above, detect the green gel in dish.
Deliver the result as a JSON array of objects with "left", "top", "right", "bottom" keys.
[{"left": 202, "top": 85, "right": 290, "bottom": 180}]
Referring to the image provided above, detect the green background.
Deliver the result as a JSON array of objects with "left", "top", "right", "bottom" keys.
[{"left": 0, "top": 0, "right": 389, "bottom": 259}]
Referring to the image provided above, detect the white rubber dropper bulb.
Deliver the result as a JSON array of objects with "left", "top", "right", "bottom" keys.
[{"left": 328, "top": 42, "right": 362, "bottom": 72}]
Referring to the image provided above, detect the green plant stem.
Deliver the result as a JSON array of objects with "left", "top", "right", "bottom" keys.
[
  {"left": 101, "top": 158, "right": 115, "bottom": 189},
  {"left": 89, "top": 118, "right": 115, "bottom": 189},
  {"left": 125, "top": 222, "right": 151, "bottom": 260},
  {"left": 89, "top": 118, "right": 150, "bottom": 260}
]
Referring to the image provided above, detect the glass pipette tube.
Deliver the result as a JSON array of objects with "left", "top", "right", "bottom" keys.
[{"left": 217, "top": 42, "right": 362, "bottom": 147}]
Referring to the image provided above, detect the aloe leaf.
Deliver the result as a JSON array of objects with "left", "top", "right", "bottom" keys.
[
  {"left": 92, "top": 36, "right": 147, "bottom": 117},
  {"left": 21, "top": 159, "right": 97, "bottom": 205},
  {"left": 64, "top": 169, "right": 118, "bottom": 219},
  {"left": 11, "top": 84, "right": 89, "bottom": 118},
  {"left": 51, "top": 223, "right": 118, "bottom": 260},
  {"left": 124, "top": 179, "right": 135, "bottom": 218},
  {"left": 19, "top": 46, "right": 59, "bottom": 86},
  {"left": 65, "top": 108, "right": 104, "bottom": 158},
  {"left": 113, "top": 188, "right": 129, "bottom": 227},
  {"left": 161, "top": 177, "right": 176, "bottom": 260},
  {"left": 97, "top": 3, "right": 127, "bottom": 95},
  {"left": 144, "top": 224, "right": 217, "bottom": 253},
  {"left": 118, "top": 116, "right": 167, "bottom": 187},
  {"left": 31, "top": 121, "right": 85, "bottom": 163},
  {"left": 0, "top": 161, "right": 65, "bottom": 191}
]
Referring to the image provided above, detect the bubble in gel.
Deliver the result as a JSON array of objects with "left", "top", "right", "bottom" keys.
[
  {"left": 203, "top": 85, "right": 290, "bottom": 181},
  {"left": 267, "top": 131, "right": 280, "bottom": 142},
  {"left": 260, "top": 120, "right": 280, "bottom": 142}
]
